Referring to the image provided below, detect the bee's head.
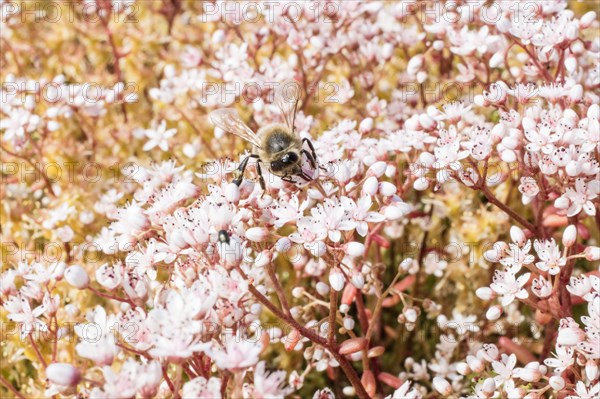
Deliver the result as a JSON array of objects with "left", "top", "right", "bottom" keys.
[
  {"left": 271, "top": 151, "right": 299, "bottom": 172},
  {"left": 218, "top": 229, "right": 230, "bottom": 244}
]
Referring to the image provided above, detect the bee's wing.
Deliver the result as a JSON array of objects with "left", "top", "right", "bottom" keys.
[
  {"left": 274, "top": 80, "right": 301, "bottom": 134},
  {"left": 209, "top": 108, "right": 262, "bottom": 148}
]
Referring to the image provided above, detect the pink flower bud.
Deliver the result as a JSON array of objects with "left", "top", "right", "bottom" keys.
[
  {"left": 586, "top": 358, "right": 599, "bottom": 380},
  {"left": 489, "top": 52, "right": 504, "bottom": 68},
  {"left": 345, "top": 242, "right": 365, "bottom": 258},
  {"left": 456, "top": 362, "right": 471, "bottom": 375},
  {"left": 367, "top": 161, "right": 387, "bottom": 177},
  {"left": 565, "top": 56, "right": 577, "bottom": 74},
  {"left": 497, "top": 17, "right": 511, "bottom": 33},
  {"left": 569, "top": 84, "right": 583, "bottom": 102},
  {"left": 224, "top": 182, "right": 240, "bottom": 203},
  {"left": 339, "top": 337, "right": 367, "bottom": 355},
  {"left": 486, "top": 305, "right": 503, "bottom": 321},
  {"left": 284, "top": 329, "right": 301, "bottom": 351},
  {"left": 329, "top": 268, "right": 345, "bottom": 292},
  {"left": 275, "top": 237, "right": 291, "bottom": 253},
  {"left": 359, "top": 118, "right": 373, "bottom": 133},
  {"left": 419, "top": 113, "right": 435, "bottom": 130},
  {"left": 362, "top": 176, "right": 379, "bottom": 196},
  {"left": 482, "top": 378, "right": 496, "bottom": 397},
  {"left": 584, "top": 246, "right": 600, "bottom": 261},
  {"left": 467, "top": 355, "right": 485, "bottom": 373},
  {"left": 413, "top": 177, "right": 429, "bottom": 191},
  {"left": 557, "top": 326, "right": 586, "bottom": 346},
  {"left": 407, "top": 55, "right": 423, "bottom": 75},
  {"left": 378, "top": 181, "right": 397, "bottom": 196},
  {"left": 403, "top": 307, "right": 418, "bottom": 323},
  {"left": 378, "top": 42, "right": 394, "bottom": 59},
  {"left": 474, "top": 94, "right": 487, "bottom": 107},
  {"left": 554, "top": 196, "right": 570, "bottom": 209},
  {"left": 516, "top": 362, "right": 542, "bottom": 382},
  {"left": 65, "top": 266, "right": 89, "bottom": 289},
  {"left": 46, "top": 363, "right": 81, "bottom": 387},
  {"left": 562, "top": 225, "right": 577, "bottom": 247},
  {"left": 565, "top": 23, "right": 579, "bottom": 40},
  {"left": 483, "top": 248, "right": 501, "bottom": 263},
  {"left": 350, "top": 271, "right": 365, "bottom": 289},
  {"left": 245, "top": 227, "right": 269, "bottom": 242},
  {"left": 312, "top": 282, "right": 328, "bottom": 297},
  {"left": 308, "top": 241, "right": 327, "bottom": 257},
  {"left": 580, "top": 11, "right": 597, "bottom": 28},
  {"left": 254, "top": 250, "right": 272, "bottom": 268},
  {"left": 549, "top": 375, "right": 565, "bottom": 390},
  {"left": 510, "top": 226, "right": 526, "bottom": 246},
  {"left": 383, "top": 203, "right": 409, "bottom": 221},
  {"left": 432, "top": 377, "right": 453, "bottom": 396},
  {"left": 43, "top": 294, "right": 59, "bottom": 316},
  {"left": 478, "top": 344, "right": 499, "bottom": 362},
  {"left": 343, "top": 316, "right": 355, "bottom": 331},
  {"left": 589, "top": 104, "right": 600, "bottom": 119},
  {"left": 291, "top": 287, "right": 304, "bottom": 298}
]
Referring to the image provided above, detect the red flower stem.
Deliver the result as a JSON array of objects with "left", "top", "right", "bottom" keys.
[
  {"left": 100, "top": 13, "right": 129, "bottom": 122},
  {"left": 29, "top": 333, "right": 47, "bottom": 368},
  {"left": 328, "top": 289, "right": 338, "bottom": 344},
  {"left": 266, "top": 261, "right": 292, "bottom": 317},
  {"left": 162, "top": 365, "right": 175, "bottom": 393},
  {"left": 234, "top": 265, "right": 370, "bottom": 399},
  {"left": 0, "top": 375, "right": 26, "bottom": 399},
  {"left": 481, "top": 185, "right": 537, "bottom": 233}
]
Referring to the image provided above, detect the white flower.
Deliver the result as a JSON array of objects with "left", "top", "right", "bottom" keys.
[
  {"left": 75, "top": 306, "right": 119, "bottom": 366},
  {"left": 565, "top": 381, "right": 600, "bottom": 399},
  {"left": 385, "top": 380, "right": 421, "bottom": 399},
  {"left": 440, "top": 310, "right": 480, "bottom": 335},
  {"left": 518, "top": 177, "right": 539, "bottom": 199},
  {"left": 343, "top": 195, "right": 385, "bottom": 237},
  {"left": 544, "top": 346, "right": 574, "bottom": 373},
  {"left": 491, "top": 353, "right": 516, "bottom": 386},
  {"left": 182, "top": 377, "right": 222, "bottom": 399},
  {"left": 5, "top": 294, "right": 47, "bottom": 339},
  {"left": 531, "top": 275, "right": 552, "bottom": 298},
  {"left": 499, "top": 241, "right": 535, "bottom": 274},
  {"left": 534, "top": 239, "right": 566, "bottom": 275},
  {"left": 143, "top": 120, "right": 177, "bottom": 151},
  {"left": 566, "top": 274, "right": 592, "bottom": 298},
  {"left": 203, "top": 339, "right": 262, "bottom": 372},
  {"left": 246, "top": 361, "right": 293, "bottom": 399},
  {"left": 490, "top": 270, "right": 530, "bottom": 306},
  {"left": 555, "top": 178, "right": 600, "bottom": 217}
]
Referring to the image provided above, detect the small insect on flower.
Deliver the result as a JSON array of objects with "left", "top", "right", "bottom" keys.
[
  {"left": 209, "top": 80, "right": 319, "bottom": 191},
  {"left": 218, "top": 229, "right": 230, "bottom": 245}
]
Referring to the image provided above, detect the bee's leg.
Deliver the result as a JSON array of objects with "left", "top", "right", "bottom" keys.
[
  {"left": 302, "top": 138, "right": 318, "bottom": 162},
  {"left": 233, "top": 154, "right": 260, "bottom": 186},
  {"left": 302, "top": 138, "right": 327, "bottom": 172},
  {"left": 281, "top": 175, "right": 295, "bottom": 183},
  {"left": 301, "top": 149, "right": 317, "bottom": 169},
  {"left": 255, "top": 160, "right": 267, "bottom": 193},
  {"left": 298, "top": 171, "right": 313, "bottom": 181}
]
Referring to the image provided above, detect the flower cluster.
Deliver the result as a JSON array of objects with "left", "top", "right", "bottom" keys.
[{"left": 1, "top": 0, "right": 599, "bottom": 398}]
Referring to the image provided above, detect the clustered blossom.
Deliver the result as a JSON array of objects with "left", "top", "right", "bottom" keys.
[{"left": 1, "top": 0, "right": 599, "bottom": 398}]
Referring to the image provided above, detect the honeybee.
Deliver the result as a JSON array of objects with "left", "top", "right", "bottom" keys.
[{"left": 209, "top": 81, "right": 318, "bottom": 190}]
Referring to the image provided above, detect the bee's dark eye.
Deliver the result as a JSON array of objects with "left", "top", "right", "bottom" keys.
[{"left": 282, "top": 152, "right": 298, "bottom": 164}]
